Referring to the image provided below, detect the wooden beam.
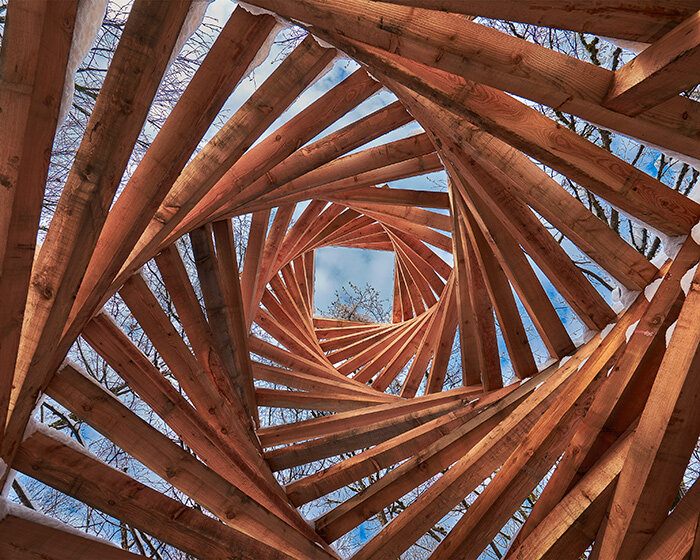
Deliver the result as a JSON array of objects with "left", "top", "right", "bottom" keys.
[
  {"left": 597, "top": 252, "right": 700, "bottom": 560},
  {"left": 317, "top": 349, "right": 596, "bottom": 544},
  {"left": 0, "top": 504, "right": 144, "bottom": 560},
  {"left": 0, "top": 0, "right": 77, "bottom": 443},
  {"left": 370, "top": 0, "right": 699, "bottom": 42},
  {"left": 394, "top": 83, "right": 658, "bottom": 291},
  {"left": 14, "top": 426, "right": 319, "bottom": 560},
  {"left": 249, "top": 0, "right": 700, "bottom": 163},
  {"left": 169, "top": 68, "right": 383, "bottom": 237},
  {"left": 328, "top": 34, "right": 700, "bottom": 235},
  {"left": 605, "top": 11, "right": 700, "bottom": 115},
  {"left": 113, "top": 35, "right": 335, "bottom": 294},
  {"left": 2, "top": 0, "right": 193, "bottom": 471},
  {"left": 190, "top": 226, "right": 258, "bottom": 422},
  {"left": 63, "top": 7, "right": 278, "bottom": 347}
]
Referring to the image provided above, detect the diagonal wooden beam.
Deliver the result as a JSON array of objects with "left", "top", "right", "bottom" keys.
[
  {"left": 0, "top": 0, "right": 78, "bottom": 443},
  {"left": 597, "top": 250, "right": 700, "bottom": 560},
  {"left": 168, "top": 68, "right": 383, "bottom": 238},
  {"left": 605, "top": 11, "right": 700, "bottom": 115},
  {"left": 327, "top": 35, "right": 700, "bottom": 235},
  {"left": 459, "top": 199, "right": 537, "bottom": 381},
  {"left": 370, "top": 0, "right": 699, "bottom": 42},
  {"left": 63, "top": 7, "right": 278, "bottom": 348},
  {"left": 394, "top": 83, "right": 658, "bottom": 291},
  {"left": 247, "top": 0, "right": 700, "bottom": 162},
  {"left": 0, "top": 502, "right": 144, "bottom": 560},
  {"left": 318, "top": 349, "right": 595, "bottom": 545},
  {"left": 2, "top": 0, "right": 193, "bottom": 474},
  {"left": 15, "top": 424, "right": 329, "bottom": 560},
  {"left": 113, "top": 35, "right": 335, "bottom": 294},
  {"left": 190, "top": 225, "right": 258, "bottom": 422}
]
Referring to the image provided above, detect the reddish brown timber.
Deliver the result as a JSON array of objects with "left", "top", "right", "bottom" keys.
[{"left": 0, "top": 0, "right": 77, "bottom": 442}]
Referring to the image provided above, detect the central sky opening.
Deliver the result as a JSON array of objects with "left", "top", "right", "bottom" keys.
[{"left": 314, "top": 247, "right": 395, "bottom": 321}]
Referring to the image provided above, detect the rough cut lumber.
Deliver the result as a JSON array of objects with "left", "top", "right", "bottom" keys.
[
  {"left": 0, "top": 506, "right": 145, "bottom": 560},
  {"left": 168, "top": 68, "right": 383, "bottom": 237},
  {"left": 326, "top": 34, "right": 700, "bottom": 234},
  {"left": 45, "top": 362, "right": 334, "bottom": 557},
  {"left": 115, "top": 35, "right": 335, "bottom": 293},
  {"left": 2, "top": 0, "right": 193, "bottom": 476},
  {"left": 0, "top": 0, "right": 77, "bottom": 445},
  {"left": 63, "top": 7, "right": 278, "bottom": 349},
  {"left": 597, "top": 255, "right": 700, "bottom": 560},
  {"left": 371, "top": 0, "right": 699, "bottom": 42},
  {"left": 14, "top": 427, "right": 321, "bottom": 560},
  {"left": 637, "top": 480, "right": 700, "bottom": 560},
  {"left": 249, "top": 0, "right": 700, "bottom": 163},
  {"left": 605, "top": 10, "right": 700, "bottom": 115}
]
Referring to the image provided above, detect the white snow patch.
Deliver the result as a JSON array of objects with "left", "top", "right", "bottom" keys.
[
  {"left": 24, "top": 418, "right": 126, "bottom": 476},
  {"left": 644, "top": 278, "right": 663, "bottom": 302},
  {"left": 660, "top": 234, "right": 687, "bottom": 261},
  {"left": 681, "top": 263, "right": 699, "bottom": 296},
  {"left": 538, "top": 357, "right": 557, "bottom": 371},
  {"left": 573, "top": 324, "right": 597, "bottom": 347},
  {"left": 167, "top": 0, "right": 211, "bottom": 69},
  {"left": 650, "top": 251, "right": 667, "bottom": 269},
  {"left": 0, "top": 497, "right": 119, "bottom": 547},
  {"left": 0, "top": 460, "right": 13, "bottom": 500},
  {"left": 602, "top": 36, "right": 648, "bottom": 54},
  {"left": 241, "top": 22, "right": 285, "bottom": 81},
  {"left": 600, "top": 322, "right": 616, "bottom": 340},
  {"left": 611, "top": 284, "right": 640, "bottom": 314},
  {"left": 559, "top": 355, "right": 572, "bottom": 368},
  {"left": 691, "top": 221, "right": 700, "bottom": 247},
  {"left": 58, "top": 0, "right": 108, "bottom": 127},
  {"left": 665, "top": 321, "right": 677, "bottom": 348},
  {"left": 237, "top": 0, "right": 282, "bottom": 19},
  {"left": 625, "top": 320, "right": 640, "bottom": 343},
  {"left": 577, "top": 357, "right": 589, "bottom": 371}
]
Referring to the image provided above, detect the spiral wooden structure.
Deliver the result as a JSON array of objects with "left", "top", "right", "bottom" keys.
[{"left": 1, "top": 1, "right": 700, "bottom": 558}]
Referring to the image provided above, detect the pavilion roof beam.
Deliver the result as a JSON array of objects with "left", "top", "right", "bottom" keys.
[
  {"left": 62, "top": 7, "right": 279, "bottom": 350},
  {"left": 192, "top": 96, "right": 412, "bottom": 225},
  {"left": 424, "top": 278, "right": 459, "bottom": 393},
  {"left": 80, "top": 316, "right": 305, "bottom": 534},
  {"left": 230, "top": 134, "right": 437, "bottom": 214},
  {"left": 317, "top": 350, "right": 595, "bottom": 544},
  {"left": 168, "top": 68, "right": 383, "bottom": 239},
  {"left": 370, "top": 0, "right": 699, "bottom": 43},
  {"left": 392, "top": 82, "right": 658, "bottom": 291},
  {"left": 15, "top": 423, "right": 328, "bottom": 560},
  {"left": 233, "top": 154, "right": 444, "bottom": 215},
  {"left": 0, "top": 0, "right": 78, "bottom": 442},
  {"left": 315, "top": 31, "right": 700, "bottom": 235},
  {"left": 250, "top": 204, "right": 297, "bottom": 325},
  {"left": 458, "top": 198, "right": 538, "bottom": 381},
  {"left": 350, "top": 304, "right": 640, "bottom": 559},
  {"left": 0, "top": 504, "right": 147, "bottom": 560},
  {"left": 190, "top": 226, "right": 258, "bottom": 424},
  {"left": 113, "top": 35, "right": 335, "bottom": 295},
  {"left": 597, "top": 255, "right": 700, "bottom": 560},
  {"left": 441, "top": 136, "right": 617, "bottom": 330},
  {"left": 286, "top": 381, "right": 516, "bottom": 507},
  {"left": 446, "top": 161, "right": 576, "bottom": 360},
  {"left": 1, "top": 0, "right": 194, "bottom": 479},
  {"left": 246, "top": 0, "right": 700, "bottom": 164},
  {"left": 264, "top": 396, "right": 473, "bottom": 472},
  {"left": 240, "top": 209, "right": 272, "bottom": 328},
  {"left": 448, "top": 187, "right": 483, "bottom": 388},
  {"left": 636, "top": 480, "right": 700, "bottom": 560},
  {"left": 604, "top": 10, "right": 700, "bottom": 116}
]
